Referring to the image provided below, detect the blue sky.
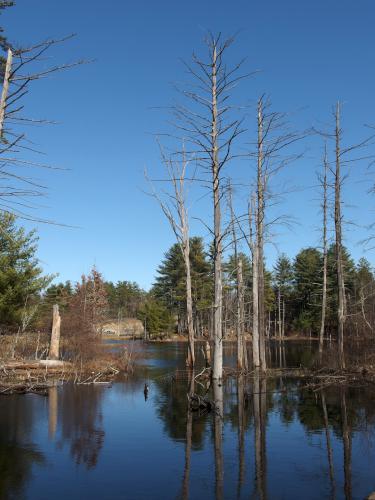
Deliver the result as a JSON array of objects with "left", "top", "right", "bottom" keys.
[{"left": 3, "top": 0, "right": 375, "bottom": 289}]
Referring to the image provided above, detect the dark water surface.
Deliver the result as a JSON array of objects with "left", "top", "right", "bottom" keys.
[{"left": 1, "top": 341, "right": 375, "bottom": 500}]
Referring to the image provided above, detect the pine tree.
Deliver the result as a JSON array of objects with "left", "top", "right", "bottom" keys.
[
  {"left": 273, "top": 255, "right": 293, "bottom": 338},
  {"left": 293, "top": 248, "right": 323, "bottom": 335},
  {"left": 0, "top": 212, "right": 51, "bottom": 330}
]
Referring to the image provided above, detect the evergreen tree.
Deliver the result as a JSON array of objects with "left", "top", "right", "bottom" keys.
[
  {"left": 152, "top": 237, "right": 211, "bottom": 334},
  {"left": 137, "top": 296, "right": 173, "bottom": 338},
  {"left": 0, "top": 212, "right": 51, "bottom": 330},
  {"left": 273, "top": 254, "right": 293, "bottom": 337},
  {"left": 293, "top": 248, "right": 323, "bottom": 334},
  {"left": 105, "top": 280, "right": 145, "bottom": 319}
]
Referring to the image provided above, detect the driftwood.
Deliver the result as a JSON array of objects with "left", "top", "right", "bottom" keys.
[{"left": 1, "top": 360, "right": 69, "bottom": 370}]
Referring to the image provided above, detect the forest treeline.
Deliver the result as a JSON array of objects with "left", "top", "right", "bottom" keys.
[{"left": 1, "top": 207, "right": 374, "bottom": 346}]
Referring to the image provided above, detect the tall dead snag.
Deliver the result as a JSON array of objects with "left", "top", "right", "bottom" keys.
[
  {"left": 249, "top": 96, "right": 303, "bottom": 372},
  {"left": 249, "top": 195, "right": 260, "bottom": 368},
  {"left": 173, "top": 34, "right": 247, "bottom": 380},
  {"left": 334, "top": 103, "right": 346, "bottom": 369},
  {"left": 256, "top": 98, "right": 266, "bottom": 371},
  {"left": 317, "top": 103, "right": 373, "bottom": 367},
  {"left": 228, "top": 180, "right": 247, "bottom": 371},
  {"left": 319, "top": 147, "right": 329, "bottom": 356},
  {"left": 49, "top": 304, "right": 61, "bottom": 360},
  {"left": 0, "top": 36, "right": 84, "bottom": 218},
  {"left": 146, "top": 147, "right": 195, "bottom": 367},
  {"left": 0, "top": 47, "right": 12, "bottom": 136}
]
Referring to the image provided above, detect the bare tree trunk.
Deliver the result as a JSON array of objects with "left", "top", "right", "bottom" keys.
[
  {"left": 252, "top": 245, "right": 260, "bottom": 368},
  {"left": 250, "top": 197, "right": 260, "bottom": 368},
  {"left": 237, "top": 259, "right": 245, "bottom": 371},
  {"left": 184, "top": 238, "right": 195, "bottom": 367},
  {"left": 320, "top": 148, "right": 328, "bottom": 356},
  {"left": 228, "top": 181, "right": 247, "bottom": 371},
  {"left": 0, "top": 48, "right": 12, "bottom": 138},
  {"left": 49, "top": 304, "right": 61, "bottom": 360},
  {"left": 147, "top": 145, "right": 195, "bottom": 367},
  {"left": 278, "top": 288, "right": 282, "bottom": 340},
  {"left": 211, "top": 43, "right": 223, "bottom": 380},
  {"left": 257, "top": 98, "right": 267, "bottom": 371},
  {"left": 335, "top": 103, "right": 346, "bottom": 369}
]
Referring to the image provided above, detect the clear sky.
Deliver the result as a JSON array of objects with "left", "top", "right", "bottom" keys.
[{"left": 3, "top": 0, "right": 375, "bottom": 289}]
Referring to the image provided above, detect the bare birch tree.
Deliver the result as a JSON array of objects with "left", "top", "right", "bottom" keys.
[
  {"left": 248, "top": 96, "right": 303, "bottom": 370},
  {"left": 319, "top": 146, "right": 329, "bottom": 356},
  {"left": 228, "top": 180, "right": 247, "bottom": 371},
  {"left": 316, "top": 102, "right": 373, "bottom": 367},
  {"left": 146, "top": 147, "right": 196, "bottom": 367},
  {"left": 334, "top": 103, "right": 346, "bottom": 369}
]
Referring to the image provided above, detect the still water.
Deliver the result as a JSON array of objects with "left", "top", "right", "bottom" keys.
[{"left": 1, "top": 341, "right": 375, "bottom": 500}]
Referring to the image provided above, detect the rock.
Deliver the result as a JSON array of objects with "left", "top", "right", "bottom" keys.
[{"left": 101, "top": 318, "right": 144, "bottom": 337}]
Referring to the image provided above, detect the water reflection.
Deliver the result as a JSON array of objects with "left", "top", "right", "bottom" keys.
[
  {"left": 0, "top": 396, "right": 45, "bottom": 499},
  {"left": 57, "top": 385, "right": 105, "bottom": 469},
  {"left": 1, "top": 342, "right": 375, "bottom": 499},
  {"left": 213, "top": 379, "right": 223, "bottom": 500}
]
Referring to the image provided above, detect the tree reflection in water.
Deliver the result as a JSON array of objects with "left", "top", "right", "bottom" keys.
[
  {"left": 0, "top": 396, "right": 45, "bottom": 499},
  {"left": 213, "top": 379, "right": 223, "bottom": 500},
  {"left": 253, "top": 372, "right": 267, "bottom": 500},
  {"left": 57, "top": 385, "right": 105, "bottom": 470}
]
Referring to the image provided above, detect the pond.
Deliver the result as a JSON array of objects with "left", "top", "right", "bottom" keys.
[{"left": 1, "top": 341, "right": 375, "bottom": 500}]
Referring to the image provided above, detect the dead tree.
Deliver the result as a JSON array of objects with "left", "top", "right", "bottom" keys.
[
  {"left": 247, "top": 96, "right": 303, "bottom": 370},
  {"left": 0, "top": 36, "right": 84, "bottom": 220},
  {"left": 319, "top": 146, "right": 329, "bottom": 356},
  {"left": 146, "top": 146, "right": 195, "bottom": 367},
  {"left": 49, "top": 304, "right": 61, "bottom": 360},
  {"left": 249, "top": 194, "right": 260, "bottom": 368},
  {"left": 334, "top": 103, "right": 346, "bottom": 369},
  {"left": 228, "top": 180, "right": 247, "bottom": 371},
  {"left": 171, "top": 33, "right": 248, "bottom": 380},
  {"left": 256, "top": 98, "right": 267, "bottom": 370},
  {"left": 316, "top": 103, "right": 373, "bottom": 367}
]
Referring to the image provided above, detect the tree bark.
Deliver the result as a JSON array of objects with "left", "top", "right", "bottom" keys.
[
  {"left": 211, "top": 43, "right": 223, "bottom": 380},
  {"left": 335, "top": 103, "right": 346, "bottom": 369},
  {"left": 49, "top": 304, "right": 61, "bottom": 361},
  {"left": 257, "top": 98, "right": 267, "bottom": 371},
  {"left": 184, "top": 238, "right": 195, "bottom": 367},
  {"left": 0, "top": 48, "right": 12, "bottom": 138},
  {"left": 320, "top": 148, "right": 328, "bottom": 356}
]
